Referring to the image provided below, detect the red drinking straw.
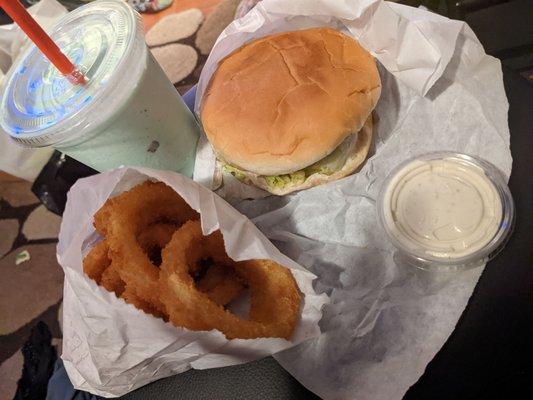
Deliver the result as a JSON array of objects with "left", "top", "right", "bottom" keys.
[{"left": 0, "top": 0, "right": 85, "bottom": 85}]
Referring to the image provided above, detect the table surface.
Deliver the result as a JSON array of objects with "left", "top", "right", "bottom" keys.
[{"left": 119, "top": 66, "right": 532, "bottom": 400}]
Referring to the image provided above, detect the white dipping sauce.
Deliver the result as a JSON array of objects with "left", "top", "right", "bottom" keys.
[{"left": 382, "top": 158, "right": 502, "bottom": 259}]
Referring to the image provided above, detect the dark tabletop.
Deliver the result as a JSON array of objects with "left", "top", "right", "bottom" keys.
[{"left": 118, "top": 65, "right": 532, "bottom": 400}]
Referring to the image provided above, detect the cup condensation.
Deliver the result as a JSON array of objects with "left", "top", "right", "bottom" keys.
[{"left": 0, "top": 0, "right": 200, "bottom": 176}]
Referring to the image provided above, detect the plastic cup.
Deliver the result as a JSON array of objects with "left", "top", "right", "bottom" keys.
[
  {"left": 0, "top": 0, "right": 200, "bottom": 176},
  {"left": 377, "top": 152, "right": 515, "bottom": 272}
]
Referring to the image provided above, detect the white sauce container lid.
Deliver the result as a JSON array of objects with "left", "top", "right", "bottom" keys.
[{"left": 377, "top": 152, "right": 514, "bottom": 271}]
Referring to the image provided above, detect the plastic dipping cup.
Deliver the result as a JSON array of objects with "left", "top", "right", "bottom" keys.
[
  {"left": 377, "top": 152, "right": 515, "bottom": 272},
  {"left": 0, "top": 0, "right": 200, "bottom": 175}
]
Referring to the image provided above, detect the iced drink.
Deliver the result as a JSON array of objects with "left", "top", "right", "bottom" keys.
[{"left": 0, "top": 0, "right": 200, "bottom": 175}]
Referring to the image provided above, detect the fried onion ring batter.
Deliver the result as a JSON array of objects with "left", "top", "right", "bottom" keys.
[
  {"left": 196, "top": 264, "right": 245, "bottom": 306},
  {"left": 83, "top": 182, "right": 246, "bottom": 318},
  {"left": 82, "top": 241, "right": 110, "bottom": 284},
  {"left": 94, "top": 182, "right": 200, "bottom": 312},
  {"left": 159, "top": 220, "right": 301, "bottom": 339}
]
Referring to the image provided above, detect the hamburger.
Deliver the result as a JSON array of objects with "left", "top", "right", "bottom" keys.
[{"left": 200, "top": 28, "right": 381, "bottom": 195}]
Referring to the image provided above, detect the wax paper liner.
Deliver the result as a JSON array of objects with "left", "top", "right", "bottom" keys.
[
  {"left": 190, "top": 1, "right": 512, "bottom": 399},
  {"left": 57, "top": 167, "right": 328, "bottom": 397},
  {"left": 193, "top": 0, "right": 481, "bottom": 192}
]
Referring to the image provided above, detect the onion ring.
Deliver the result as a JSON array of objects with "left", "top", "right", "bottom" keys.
[
  {"left": 159, "top": 220, "right": 301, "bottom": 339},
  {"left": 84, "top": 228, "right": 245, "bottom": 314},
  {"left": 196, "top": 264, "right": 245, "bottom": 306},
  {"left": 82, "top": 241, "right": 110, "bottom": 284},
  {"left": 121, "top": 287, "right": 167, "bottom": 319},
  {"left": 136, "top": 222, "right": 245, "bottom": 304},
  {"left": 93, "top": 181, "right": 200, "bottom": 312},
  {"left": 100, "top": 262, "right": 125, "bottom": 296},
  {"left": 83, "top": 223, "right": 177, "bottom": 299},
  {"left": 138, "top": 222, "right": 178, "bottom": 266},
  {"left": 85, "top": 182, "right": 245, "bottom": 319},
  {"left": 138, "top": 223, "right": 178, "bottom": 245}
]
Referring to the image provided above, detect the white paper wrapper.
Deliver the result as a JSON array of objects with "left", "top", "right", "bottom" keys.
[
  {"left": 191, "top": 1, "right": 512, "bottom": 399},
  {"left": 57, "top": 167, "right": 328, "bottom": 397}
]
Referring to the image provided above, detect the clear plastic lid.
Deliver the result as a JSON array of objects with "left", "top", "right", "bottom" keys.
[
  {"left": 377, "top": 152, "right": 515, "bottom": 272},
  {"left": 0, "top": 0, "right": 146, "bottom": 147}
]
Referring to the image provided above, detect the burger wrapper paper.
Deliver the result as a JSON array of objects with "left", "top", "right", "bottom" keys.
[
  {"left": 193, "top": 0, "right": 513, "bottom": 399},
  {"left": 57, "top": 167, "right": 328, "bottom": 397}
]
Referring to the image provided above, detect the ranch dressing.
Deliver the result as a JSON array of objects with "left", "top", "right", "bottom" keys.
[{"left": 382, "top": 157, "right": 503, "bottom": 259}]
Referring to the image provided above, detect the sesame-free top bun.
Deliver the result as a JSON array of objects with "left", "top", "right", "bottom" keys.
[{"left": 200, "top": 27, "right": 381, "bottom": 176}]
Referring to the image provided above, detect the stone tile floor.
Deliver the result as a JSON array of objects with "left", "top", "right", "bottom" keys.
[{"left": 0, "top": 172, "right": 64, "bottom": 399}]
